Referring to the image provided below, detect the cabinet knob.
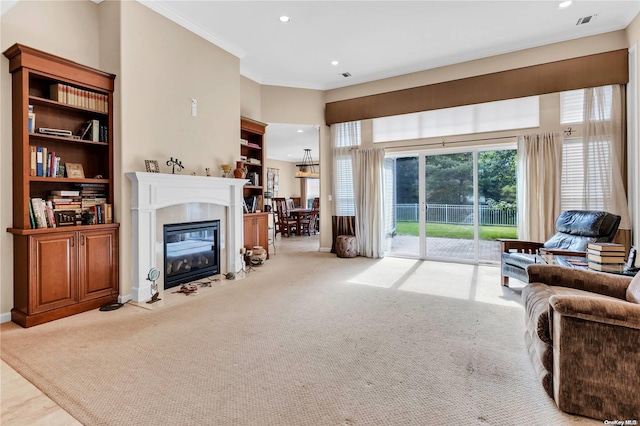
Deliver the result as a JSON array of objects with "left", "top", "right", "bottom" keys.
[{"left": 70, "top": 235, "right": 75, "bottom": 247}]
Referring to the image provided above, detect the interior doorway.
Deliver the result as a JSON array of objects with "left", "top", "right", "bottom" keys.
[{"left": 265, "top": 123, "right": 321, "bottom": 249}]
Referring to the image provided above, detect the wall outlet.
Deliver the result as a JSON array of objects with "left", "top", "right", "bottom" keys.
[{"left": 191, "top": 98, "right": 197, "bottom": 117}]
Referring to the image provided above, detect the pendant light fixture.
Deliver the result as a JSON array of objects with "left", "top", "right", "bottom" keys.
[{"left": 295, "top": 148, "right": 319, "bottom": 179}]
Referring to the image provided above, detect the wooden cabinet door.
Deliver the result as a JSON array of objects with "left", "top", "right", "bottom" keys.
[
  {"left": 243, "top": 215, "right": 257, "bottom": 250},
  {"left": 255, "top": 214, "right": 269, "bottom": 254},
  {"left": 28, "top": 232, "right": 77, "bottom": 314},
  {"left": 244, "top": 213, "right": 269, "bottom": 258},
  {"left": 78, "top": 228, "right": 118, "bottom": 302}
]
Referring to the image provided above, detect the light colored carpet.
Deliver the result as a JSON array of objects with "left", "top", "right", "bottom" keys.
[{"left": 1, "top": 236, "right": 599, "bottom": 425}]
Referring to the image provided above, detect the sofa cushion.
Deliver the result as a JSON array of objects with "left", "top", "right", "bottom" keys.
[{"left": 626, "top": 273, "right": 640, "bottom": 304}]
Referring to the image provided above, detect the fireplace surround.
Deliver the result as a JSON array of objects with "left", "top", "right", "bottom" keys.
[{"left": 127, "top": 172, "right": 246, "bottom": 303}]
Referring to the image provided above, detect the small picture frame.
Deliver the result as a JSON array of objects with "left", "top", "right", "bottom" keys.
[
  {"left": 145, "top": 160, "right": 160, "bottom": 173},
  {"left": 65, "top": 163, "right": 85, "bottom": 179}
]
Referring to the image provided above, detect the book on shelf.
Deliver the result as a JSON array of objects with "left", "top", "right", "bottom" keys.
[
  {"left": 28, "top": 105, "right": 36, "bottom": 133},
  {"left": 42, "top": 147, "right": 48, "bottom": 177},
  {"left": 30, "top": 146, "right": 36, "bottom": 176},
  {"left": 586, "top": 242, "right": 625, "bottom": 253},
  {"left": 91, "top": 119, "right": 100, "bottom": 142},
  {"left": 45, "top": 200, "right": 56, "bottom": 228},
  {"left": 28, "top": 200, "right": 36, "bottom": 229},
  {"left": 30, "top": 198, "right": 47, "bottom": 229},
  {"left": 50, "top": 189, "right": 80, "bottom": 196},
  {"left": 36, "top": 147, "right": 43, "bottom": 177}
]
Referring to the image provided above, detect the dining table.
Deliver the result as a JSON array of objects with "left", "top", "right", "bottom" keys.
[{"left": 287, "top": 208, "right": 312, "bottom": 235}]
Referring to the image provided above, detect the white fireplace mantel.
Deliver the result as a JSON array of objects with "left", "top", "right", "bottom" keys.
[{"left": 126, "top": 172, "right": 247, "bottom": 302}]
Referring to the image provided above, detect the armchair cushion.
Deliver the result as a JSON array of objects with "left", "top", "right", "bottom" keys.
[{"left": 542, "top": 210, "right": 621, "bottom": 251}]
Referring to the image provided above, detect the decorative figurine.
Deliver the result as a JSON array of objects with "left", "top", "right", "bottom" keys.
[
  {"left": 166, "top": 157, "right": 184, "bottom": 174},
  {"left": 205, "top": 167, "right": 211, "bottom": 177}
]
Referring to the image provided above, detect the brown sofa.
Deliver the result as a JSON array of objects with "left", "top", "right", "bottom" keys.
[{"left": 523, "top": 264, "right": 640, "bottom": 420}]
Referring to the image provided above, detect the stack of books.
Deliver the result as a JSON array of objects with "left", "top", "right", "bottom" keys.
[{"left": 587, "top": 242, "right": 626, "bottom": 272}]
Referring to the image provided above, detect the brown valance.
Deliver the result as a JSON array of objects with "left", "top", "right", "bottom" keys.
[{"left": 325, "top": 49, "right": 629, "bottom": 125}]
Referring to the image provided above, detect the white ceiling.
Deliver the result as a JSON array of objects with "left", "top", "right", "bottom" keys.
[
  {"left": 266, "top": 123, "right": 320, "bottom": 163},
  {"left": 142, "top": 0, "right": 639, "bottom": 91},
  {"left": 139, "top": 0, "right": 639, "bottom": 162}
]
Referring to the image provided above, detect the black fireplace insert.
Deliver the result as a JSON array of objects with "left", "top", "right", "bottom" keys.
[{"left": 163, "top": 220, "right": 220, "bottom": 289}]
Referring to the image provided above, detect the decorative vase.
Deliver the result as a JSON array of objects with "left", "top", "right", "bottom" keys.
[
  {"left": 221, "top": 164, "right": 232, "bottom": 177},
  {"left": 250, "top": 246, "right": 267, "bottom": 265},
  {"left": 234, "top": 161, "right": 247, "bottom": 179}
]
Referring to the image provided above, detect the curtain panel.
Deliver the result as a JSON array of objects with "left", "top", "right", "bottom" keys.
[
  {"left": 517, "top": 132, "right": 563, "bottom": 242},
  {"left": 351, "top": 148, "right": 386, "bottom": 258},
  {"left": 582, "top": 85, "right": 631, "bottom": 250}
]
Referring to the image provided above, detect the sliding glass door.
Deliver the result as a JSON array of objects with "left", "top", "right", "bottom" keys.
[
  {"left": 386, "top": 147, "right": 517, "bottom": 263},
  {"left": 424, "top": 152, "right": 475, "bottom": 261}
]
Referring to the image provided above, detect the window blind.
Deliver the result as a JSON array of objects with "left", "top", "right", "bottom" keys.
[
  {"left": 561, "top": 138, "right": 610, "bottom": 211},
  {"left": 333, "top": 121, "right": 361, "bottom": 216},
  {"left": 372, "top": 96, "right": 539, "bottom": 143},
  {"left": 560, "top": 86, "right": 612, "bottom": 124}
]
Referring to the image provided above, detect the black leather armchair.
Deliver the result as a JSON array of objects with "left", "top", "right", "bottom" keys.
[{"left": 499, "top": 210, "right": 621, "bottom": 286}]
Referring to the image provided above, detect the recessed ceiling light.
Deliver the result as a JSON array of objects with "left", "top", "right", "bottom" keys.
[
  {"left": 558, "top": 1, "right": 572, "bottom": 9},
  {"left": 279, "top": 16, "right": 290, "bottom": 23},
  {"left": 331, "top": 60, "right": 339, "bottom": 66},
  {"left": 297, "top": 129, "right": 304, "bottom": 133}
]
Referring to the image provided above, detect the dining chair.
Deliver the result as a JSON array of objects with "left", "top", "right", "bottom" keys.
[{"left": 274, "top": 198, "right": 297, "bottom": 237}]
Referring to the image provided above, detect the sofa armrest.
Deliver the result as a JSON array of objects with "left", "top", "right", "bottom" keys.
[
  {"left": 549, "top": 295, "right": 640, "bottom": 419},
  {"left": 497, "top": 238, "right": 543, "bottom": 253},
  {"left": 527, "top": 264, "right": 631, "bottom": 299},
  {"left": 549, "top": 295, "right": 640, "bottom": 329}
]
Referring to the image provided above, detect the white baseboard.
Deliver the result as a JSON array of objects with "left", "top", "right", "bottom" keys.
[
  {"left": 320, "top": 247, "right": 332, "bottom": 253},
  {"left": 1, "top": 312, "right": 12, "bottom": 324},
  {"left": 118, "top": 294, "right": 132, "bottom": 304}
]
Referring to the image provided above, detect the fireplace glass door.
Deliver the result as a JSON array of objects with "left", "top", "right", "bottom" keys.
[{"left": 163, "top": 220, "right": 220, "bottom": 289}]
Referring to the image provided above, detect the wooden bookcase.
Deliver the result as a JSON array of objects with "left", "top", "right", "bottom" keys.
[
  {"left": 240, "top": 117, "right": 269, "bottom": 257},
  {"left": 4, "top": 44, "right": 119, "bottom": 327}
]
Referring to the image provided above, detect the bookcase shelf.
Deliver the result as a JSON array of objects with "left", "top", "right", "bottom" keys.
[
  {"left": 4, "top": 43, "right": 119, "bottom": 327},
  {"left": 241, "top": 117, "right": 269, "bottom": 258}
]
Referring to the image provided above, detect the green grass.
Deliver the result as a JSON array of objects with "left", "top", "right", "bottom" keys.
[{"left": 395, "top": 222, "right": 517, "bottom": 240}]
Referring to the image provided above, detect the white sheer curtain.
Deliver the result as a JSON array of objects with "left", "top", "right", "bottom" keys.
[
  {"left": 351, "top": 148, "right": 386, "bottom": 258},
  {"left": 517, "top": 132, "right": 563, "bottom": 242},
  {"left": 331, "top": 122, "right": 361, "bottom": 216},
  {"left": 582, "top": 85, "right": 631, "bottom": 234}
]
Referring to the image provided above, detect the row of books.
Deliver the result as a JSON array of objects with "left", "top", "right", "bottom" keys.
[
  {"left": 30, "top": 146, "right": 62, "bottom": 177},
  {"left": 586, "top": 242, "right": 626, "bottom": 272},
  {"left": 50, "top": 83, "right": 108, "bottom": 113},
  {"left": 28, "top": 185, "right": 112, "bottom": 229}
]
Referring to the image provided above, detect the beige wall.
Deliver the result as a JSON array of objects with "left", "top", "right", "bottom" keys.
[{"left": 240, "top": 76, "right": 261, "bottom": 120}]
